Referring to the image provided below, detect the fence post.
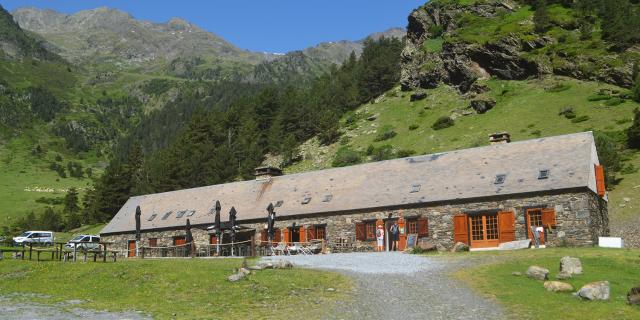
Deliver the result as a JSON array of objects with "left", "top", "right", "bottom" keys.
[
  {"left": 103, "top": 244, "right": 107, "bottom": 263},
  {"left": 73, "top": 243, "right": 77, "bottom": 262},
  {"left": 83, "top": 249, "right": 87, "bottom": 262},
  {"left": 141, "top": 247, "right": 145, "bottom": 259},
  {"left": 29, "top": 243, "right": 33, "bottom": 260}
]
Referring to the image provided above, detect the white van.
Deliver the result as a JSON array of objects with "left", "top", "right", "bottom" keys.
[
  {"left": 13, "top": 231, "right": 54, "bottom": 246},
  {"left": 64, "top": 235, "right": 101, "bottom": 251}
]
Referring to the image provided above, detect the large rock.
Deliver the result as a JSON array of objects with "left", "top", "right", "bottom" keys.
[
  {"left": 450, "top": 242, "right": 469, "bottom": 252},
  {"left": 410, "top": 90, "right": 428, "bottom": 101},
  {"left": 470, "top": 97, "right": 496, "bottom": 114},
  {"left": 560, "top": 256, "right": 583, "bottom": 275},
  {"left": 628, "top": 287, "right": 640, "bottom": 305},
  {"left": 577, "top": 281, "right": 610, "bottom": 300},
  {"left": 273, "top": 260, "right": 293, "bottom": 269},
  {"left": 544, "top": 281, "right": 574, "bottom": 292},
  {"left": 526, "top": 265, "right": 549, "bottom": 281}
]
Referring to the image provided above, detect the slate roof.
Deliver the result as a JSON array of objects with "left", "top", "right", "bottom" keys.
[{"left": 101, "top": 132, "right": 601, "bottom": 235}]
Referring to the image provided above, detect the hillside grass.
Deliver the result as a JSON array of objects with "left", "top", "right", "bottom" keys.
[
  {"left": 0, "top": 258, "right": 351, "bottom": 319},
  {"left": 286, "top": 76, "right": 640, "bottom": 220},
  {"left": 454, "top": 248, "right": 640, "bottom": 320}
]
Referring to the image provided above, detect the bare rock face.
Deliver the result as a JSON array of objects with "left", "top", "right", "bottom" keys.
[
  {"left": 560, "top": 256, "right": 583, "bottom": 275},
  {"left": 544, "top": 281, "right": 574, "bottom": 292},
  {"left": 470, "top": 97, "right": 496, "bottom": 114},
  {"left": 450, "top": 242, "right": 469, "bottom": 252},
  {"left": 526, "top": 265, "right": 549, "bottom": 281},
  {"left": 577, "top": 281, "right": 610, "bottom": 300}
]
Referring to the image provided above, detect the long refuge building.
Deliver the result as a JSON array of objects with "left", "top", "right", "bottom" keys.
[{"left": 101, "top": 131, "right": 609, "bottom": 256}]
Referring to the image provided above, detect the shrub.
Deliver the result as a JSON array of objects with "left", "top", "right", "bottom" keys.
[
  {"left": 571, "top": 115, "right": 590, "bottom": 123},
  {"left": 604, "top": 97, "right": 624, "bottom": 106},
  {"left": 408, "top": 124, "right": 419, "bottom": 131},
  {"left": 428, "top": 24, "right": 444, "bottom": 37},
  {"left": 374, "top": 125, "right": 397, "bottom": 142},
  {"left": 432, "top": 116, "right": 454, "bottom": 130},
  {"left": 339, "top": 136, "right": 350, "bottom": 145},
  {"left": 587, "top": 93, "right": 611, "bottom": 101},
  {"left": 396, "top": 149, "right": 416, "bottom": 158},
  {"left": 628, "top": 108, "right": 640, "bottom": 148},
  {"left": 332, "top": 146, "right": 362, "bottom": 167},
  {"left": 370, "top": 145, "right": 395, "bottom": 161},
  {"left": 558, "top": 106, "right": 576, "bottom": 119}
]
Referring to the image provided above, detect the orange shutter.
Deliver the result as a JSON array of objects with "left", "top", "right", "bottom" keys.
[
  {"left": 541, "top": 208, "right": 557, "bottom": 228},
  {"left": 417, "top": 217, "right": 429, "bottom": 237},
  {"left": 355, "top": 222, "right": 366, "bottom": 241},
  {"left": 498, "top": 211, "right": 516, "bottom": 243},
  {"left": 282, "top": 228, "right": 290, "bottom": 243},
  {"left": 595, "top": 164, "right": 605, "bottom": 197},
  {"left": 274, "top": 228, "right": 281, "bottom": 243},
  {"left": 210, "top": 235, "right": 217, "bottom": 245},
  {"left": 260, "top": 231, "right": 267, "bottom": 242},
  {"left": 299, "top": 226, "right": 306, "bottom": 243},
  {"left": 453, "top": 214, "right": 469, "bottom": 245}
]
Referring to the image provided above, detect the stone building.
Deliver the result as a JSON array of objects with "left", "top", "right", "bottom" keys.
[{"left": 100, "top": 131, "right": 609, "bottom": 256}]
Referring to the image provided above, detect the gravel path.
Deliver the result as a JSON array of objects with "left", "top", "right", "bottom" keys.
[
  {"left": 262, "top": 252, "right": 503, "bottom": 320},
  {"left": 0, "top": 294, "right": 150, "bottom": 320}
]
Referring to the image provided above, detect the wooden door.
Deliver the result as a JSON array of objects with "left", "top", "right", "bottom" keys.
[
  {"left": 127, "top": 240, "right": 136, "bottom": 257},
  {"left": 526, "top": 209, "right": 545, "bottom": 245},
  {"left": 469, "top": 214, "right": 500, "bottom": 248},
  {"left": 453, "top": 214, "right": 469, "bottom": 244}
]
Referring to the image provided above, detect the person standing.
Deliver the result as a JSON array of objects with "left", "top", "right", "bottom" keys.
[
  {"left": 390, "top": 222, "right": 400, "bottom": 251},
  {"left": 376, "top": 224, "right": 385, "bottom": 252}
]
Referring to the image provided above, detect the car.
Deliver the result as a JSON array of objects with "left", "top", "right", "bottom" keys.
[
  {"left": 64, "top": 235, "right": 101, "bottom": 251},
  {"left": 13, "top": 231, "right": 54, "bottom": 246}
]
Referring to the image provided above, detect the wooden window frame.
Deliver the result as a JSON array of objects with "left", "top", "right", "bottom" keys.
[
  {"left": 148, "top": 238, "right": 158, "bottom": 247},
  {"left": 406, "top": 219, "right": 418, "bottom": 234},
  {"left": 365, "top": 222, "right": 376, "bottom": 241}
]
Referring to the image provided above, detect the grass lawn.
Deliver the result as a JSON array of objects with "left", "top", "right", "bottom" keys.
[
  {"left": 0, "top": 258, "right": 351, "bottom": 319},
  {"left": 454, "top": 248, "right": 640, "bottom": 320}
]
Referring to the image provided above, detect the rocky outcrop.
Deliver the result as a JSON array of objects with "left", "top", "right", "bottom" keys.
[
  {"left": 526, "top": 265, "right": 549, "bottom": 281},
  {"left": 400, "top": 1, "right": 636, "bottom": 92}
]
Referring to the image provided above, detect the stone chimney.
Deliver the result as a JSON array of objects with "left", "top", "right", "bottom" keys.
[
  {"left": 489, "top": 132, "right": 511, "bottom": 145},
  {"left": 254, "top": 166, "right": 283, "bottom": 180}
]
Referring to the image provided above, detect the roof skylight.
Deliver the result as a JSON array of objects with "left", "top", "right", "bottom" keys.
[
  {"left": 161, "top": 211, "right": 172, "bottom": 220},
  {"left": 538, "top": 169, "right": 550, "bottom": 179},
  {"left": 147, "top": 214, "right": 157, "bottom": 221},
  {"left": 494, "top": 174, "right": 506, "bottom": 184},
  {"left": 176, "top": 210, "right": 187, "bottom": 218},
  {"left": 410, "top": 184, "right": 421, "bottom": 193},
  {"left": 274, "top": 200, "right": 284, "bottom": 207},
  {"left": 301, "top": 196, "right": 312, "bottom": 205},
  {"left": 322, "top": 194, "right": 333, "bottom": 202},
  {"left": 186, "top": 210, "right": 195, "bottom": 217}
]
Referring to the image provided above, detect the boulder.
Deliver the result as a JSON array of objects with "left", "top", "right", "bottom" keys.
[
  {"left": 526, "top": 265, "right": 549, "bottom": 281},
  {"left": 627, "top": 287, "right": 640, "bottom": 305},
  {"left": 410, "top": 90, "right": 428, "bottom": 101},
  {"left": 556, "top": 271, "right": 572, "bottom": 280},
  {"left": 450, "top": 242, "right": 469, "bottom": 252},
  {"left": 470, "top": 98, "right": 496, "bottom": 114},
  {"left": 544, "top": 281, "right": 574, "bottom": 292},
  {"left": 577, "top": 281, "right": 610, "bottom": 300},
  {"left": 274, "top": 260, "right": 293, "bottom": 269},
  {"left": 560, "top": 256, "right": 583, "bottom": 275}
]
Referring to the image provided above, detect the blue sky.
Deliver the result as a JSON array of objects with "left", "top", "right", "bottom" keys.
[{"left": 1, "top": 0, "right": 426, "bottom": 53}]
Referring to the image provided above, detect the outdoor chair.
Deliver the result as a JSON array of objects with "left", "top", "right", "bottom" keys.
[{"left": 271, "top": 242, "right": 289, "bottom": 256}]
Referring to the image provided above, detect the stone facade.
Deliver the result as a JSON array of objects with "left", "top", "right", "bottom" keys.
[{"left": 102, "top": 189, "right": 608, "bottom": 256}]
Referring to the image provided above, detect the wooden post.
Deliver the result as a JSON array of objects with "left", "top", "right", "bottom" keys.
[
  {"left": 21, "top": 245, "right": 25, "bottom": 260},
  {"left": 93, "top": 252, "right": 97, "bottom": 262},
  {"left": 398, "top": 216, "right": 407, "bottom": 251},
  {"left": 113, "top": 252, "right": 117, "bottom": 262},
  {"left": 141, "top": 247, "right": 145, "bottom": 259},
  {"left": 29, "top": 243, "right": 33, "bottom": 260},
  {"left": 37, "top": 250, "right": 40, "bottom": 261},
  {"left": 73, "top": 243, "right": 77, "bottom": 262},
  {"left": 83, "top": 249, "right": 87, "bottom": 262},
  {"left": 103, "top": 244, "right": 108, "bottom": 263},
  {"left": 59, "top": 243, "right": 63, "bottom": 261}
]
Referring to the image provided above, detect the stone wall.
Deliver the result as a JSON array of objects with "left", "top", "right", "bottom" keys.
[{"left": 102, "top": 190, "right": 608, "bottom": 256}]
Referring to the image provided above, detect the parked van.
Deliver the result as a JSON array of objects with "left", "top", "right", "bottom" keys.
[
  {"left": 64, "top": 235, "right": 101, "bottom": 251},
  {"left": 12, "top": 231, "right": 54, "bottom": 246}
]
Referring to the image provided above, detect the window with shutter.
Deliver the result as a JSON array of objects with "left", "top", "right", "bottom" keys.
[
  {"left": 316, "top": 226, "right": 326, "bottom": 240},
  {"left": 541, "top": 208, "right": 557, "bottom": 228},
  {"left": 366, "top": 222, "right": 376, "bottom": 240},
  {"left": 407, "top": 219, "right": 418, "bottom": 234},
  {"left": 274, "top": 228, "right": 281, "bottom": 243},
  {"left": 307, "top": 226, "right": 316, "bottom": 240},
  {"left": 595, "top": 164, "right": 605, "bottom": 197},
  {"left": 417, "top": 217, "right": 429, "bottom": 237},
  {"left": 355, "top": 222, "right": 366, "bottom": 241},
  {"left": 299, "top": 226, "right": 307, "bottom": 243},
  {"left": 453, "top": 214, "right": 469, "bottom": 245},
  {"left": 260, "top": 230, "right": 267, "bottom": 242},
  {"left": 498, "top": 211, "right": 515, "bottom": 243},
  {"left": 282, "top": 228, "right": 290, "bottom": 243},
  {"left": 148, "top": 238, "right": 158, "bottom": 247},
  {"left": 210, "top": 235, "right": 217, "bottom": 245}
]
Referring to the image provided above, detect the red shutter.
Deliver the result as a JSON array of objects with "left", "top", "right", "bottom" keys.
[
  {"left": 281, "top": 228, "right": 290, "bottom": 243},
  {"left": 453, "top": 214, "right": 469, "bottom": 245},
  {"left": 210, "top": 235, "right": 217, "bottom": 245},
  {"left": 355, "top": 222, "right": 366, "bottom": 241},
  {"left": 148, "top": 238, "right": 157, "bottom": 247},
  {"left": 307, "top": 226, "right": 316, "bottom": 240},
  {"left": 498, "top": 211, "right": 516, "bottom": 243},
  {"left": 595, "top": 164, "right": 606, "bottom": 197},
  {"left": 274, "top": 228, "right": 281, "bottom": 243},
  {"left": 260, "top": 231, "right": 267, "bottom": 243},
  {"left": 541, "top": 208, "right": 557, "bottom": 228},
  {"left": 417, "top": 217, "right": 429, "bottom": 237}
]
